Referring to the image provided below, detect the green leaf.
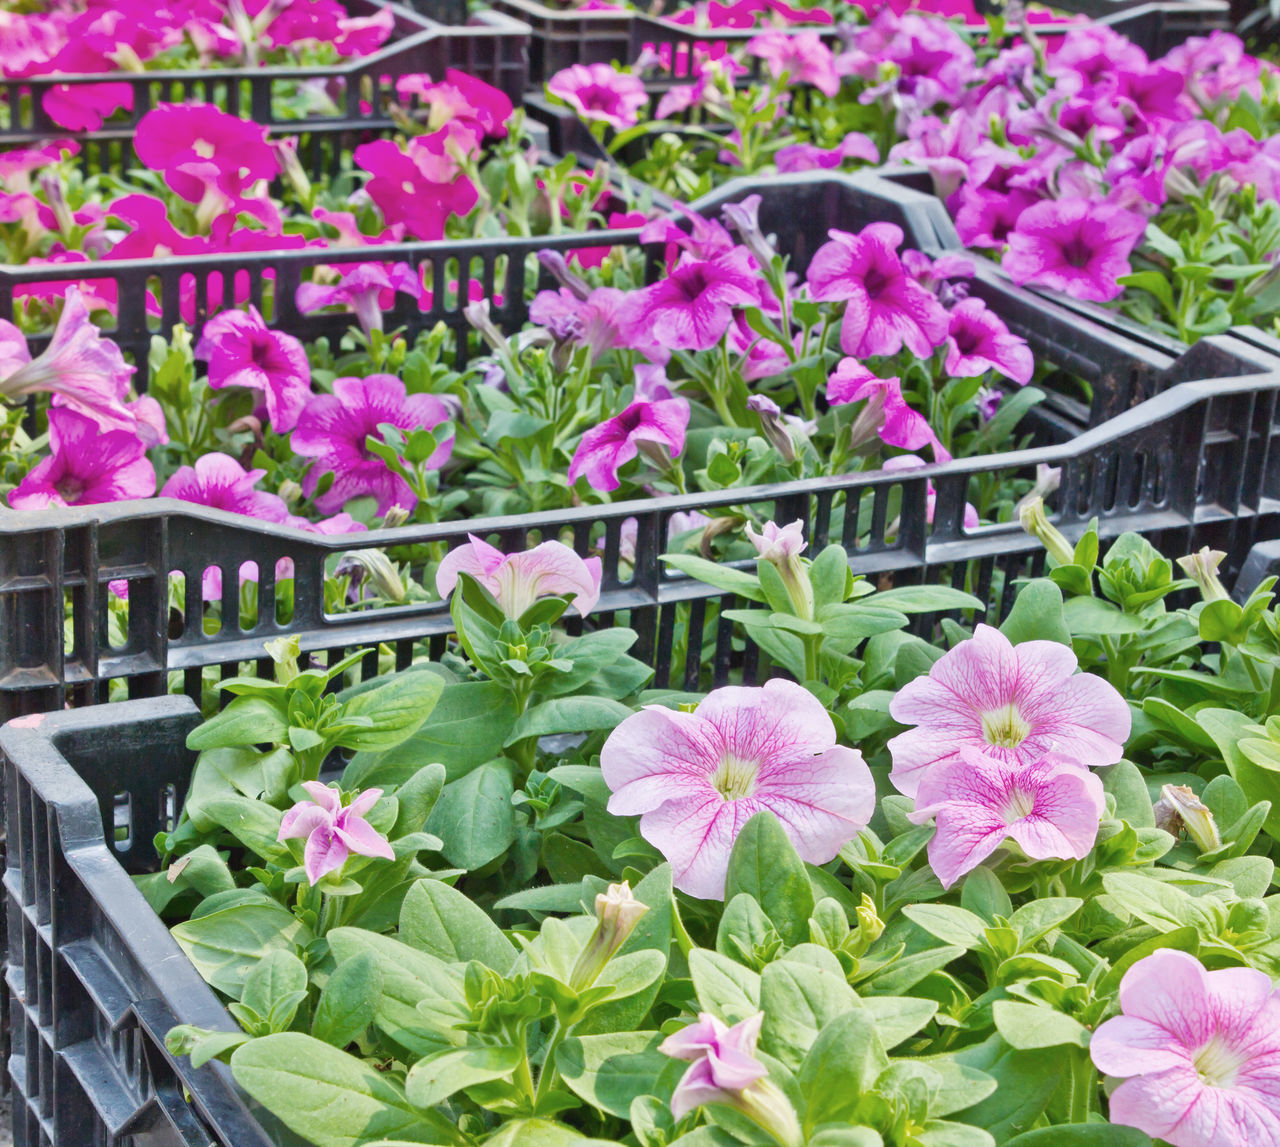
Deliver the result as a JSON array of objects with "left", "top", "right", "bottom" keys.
[
  {"left": 404, "top": 1044, "right": 523, "bottom": 1109},
  {"left": 338, "top": 671, "right": 444, "bottom": 752},
  {"left": 557, "top": 1032, "right": 669, "bottom": 1118},
  {"left": 425, "top": 761, "right": 516, "bottom": 870},
  {"left": 187, "top": 696, "right": 288, "bottom": 750},
  {"left": 172, "top": 900, "right": 313, "bottom": 998},
  {"left": 999, "top": 579, "right": 1070, "bottom": 646},
  {"left": 312, "top": 951, "right": 382, "bottom": 1049},
  {"left": 399, "top": 879, "right": 518, "bottom": 972},
  {"left": 506, "top": 698, "right": 633, "bottom": 746},
  {"left": 231, "top": 1033, "right": 453, "bottom": 1146},
  {"left": 992, "top": 1001, "right": 1090, "bottom": 1050},
  {"left": 725, "top": 811, "right": 815, "bottom": 947},
  {"left": 798, "top": 1011, "right": 887, "bottom": 1129}
]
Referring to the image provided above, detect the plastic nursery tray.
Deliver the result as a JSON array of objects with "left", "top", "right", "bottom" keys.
[{"left": 0, "top": 4, "right": 531, "bottom": 148}]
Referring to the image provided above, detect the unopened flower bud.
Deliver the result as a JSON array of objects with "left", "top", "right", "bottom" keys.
[
  {"left": 1153, "top": 784, "right": 1221, "bottom": 852},
  {"left": 1018, "top": 496, "right": 1075, "bottom": 566},
  {"left": 745, "top": 519, "right": 814, "bottom": 621},
  {"left": 569, "top": 881, "right": 648, "bottom": 991},
  {"left": 1177, "top": 547, "right": 1230, "bottom": 604}
]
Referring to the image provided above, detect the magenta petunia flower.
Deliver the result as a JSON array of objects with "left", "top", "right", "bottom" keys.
[
  {"left": 888, "top": 623, "right": 1131, "bottom": 798},
  {"left": 194, "top": 306, "right": 311, "bottom": 434},
  {"left": 616, "top": 249, "right": 759, "bottom": 352},
  {"left": 291, "top": 374, "right": 453, "bottom": 516},
  {"left": 944, "top": 298, "right": 1034, "bottom": 385},
  {"left": 567, "top": 397, "right": 690, "bottom": 493},
  {"left": 807, "top": 223, "right": 950, "bottom": 359},
  {"left": 662, "top": 1013, "right": 767, "bottom": 1120},
  {"left": 295, "top": 262, "right": 423, "bottom": 337},
  {"left": 546, "top": 63, "right": 649, "bottom": 131},
  {"left": 278, "top": 782, "right": 394, "bottom": 886},
  {"left": 827, "top": 358, "right": 946, "bottom": 459},
  {"left": 353, "top": 138, "right": 478, "bottom": 241},
  {"left": 8, "top": 408, "right": 154, "bottom": 510},
  {"left": 1003, "top": 199, "right": 1148, "bottom": 303},
  {"left": 601, "top": 679, "right": 875, "bottom": 899},
  {"left": 435, "top": 534, "right": 603, "bottom": 619},
  {"left": 1092, "top": 950, "right": 1280, "bottom": 1147},
  {"left": 907, "top": 747, "right": 1105, "bottom": 888},
  {"left": 747, "top": 30, "right": 840, "bottom": 97}
]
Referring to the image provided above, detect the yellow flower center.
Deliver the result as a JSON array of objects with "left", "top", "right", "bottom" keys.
[
  {"left": 1193, "top": 1035, "right": 1250, "bottom": 1089},
  {"left": 981, "top": 703, "right": 1031, "bottom": 749},
  {"left": 712, "top": 755, "right": 759, "bottom": 801}
]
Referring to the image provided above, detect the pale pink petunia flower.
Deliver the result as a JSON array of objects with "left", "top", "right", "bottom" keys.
[
  {"left": 1003, "top": 199, "right": 1147, "bottom": 303},
  {"left": 807, "top": 223, "right": 950, "bottom": 359},
  {"left": 435, "top": 534, "right": 602, "bottom": 619},
  {"left": 567, "top": 397, "right": 690, "bottom": 492},
  {"left": 944, "top": 297, "right": 1034, "bottom": 385},
  {"left": 8, "top": 408, "right": 155, "bottom": 510},
  {"left": 194, "top": 306, "right": 312, "bottom": 434},
  {"left": 887, "top": 623, "right": 1130, "bottom": 798},
  {"left": 1092, "top": 950, "right": 1280, "bottom": 1147},
  {"left": 546, "top": 63, "right": 649, "bottom": 131},
  {"left": 278, "top": 782, "right": 394, "bottom": 886},
  {"left": 601, "top": 679, "right": 875, "bottom": 899},
  {"left": 662, "top": 1013, "right": 767, "bottom": 1120},
  {"left": 907, "top": 746, "right": 1105, "bottom": 888}
]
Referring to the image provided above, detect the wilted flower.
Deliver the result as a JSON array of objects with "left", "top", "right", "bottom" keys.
[
  {"left": 908, "top": 747, "right": 1106, "bottom": 888},
  {"left": 601, "top": 680, "right": 875, "bottom": 899},
  {"left": 1177, "top": 547, "right": 1230, "bottom": 603},
  {"left": 1092, "top": 949, "right": 1280, "bottom": 1147},
  {"left": 8, "top": 408, "right": 155, "bottom": 510},
  {"left": 1004, "top": 199, "right": 1147, "bottom": 303},
  {"left": 568, "top": 398, "right": 690, "bottom": 492},
  {"left": 547, "top": 63, "right": 649, "bottom": 131},
  {"left": 278, "top": 782, "right": 394, "bottom": 886},
  {"left": 435, "top": 534, "right": 603, "bottom": 619},
  {"left": 195, "top": 306, "right": 312, "bottom": 434},
  {"left": 888, "top": 623, "right": 1131, "bottom": 798}
]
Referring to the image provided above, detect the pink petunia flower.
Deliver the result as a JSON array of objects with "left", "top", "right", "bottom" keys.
[
  {"left": 8, "top": 408, "right": 155, "bottom": 510},
  {"left": 435, "top": 535, "right": 603, "bottom": 618},
  {"left": 547, "top": 63, "right": 649, "bottom": 131},
  {"left": 944, "top": 298, "right": 1034, "bottom": 385},
  {"left": 1003, "top": 199, "right": 1147, "bottom": 303},
  {"left": 278, "top": 782, "right": 394, "bottom": 886},
  {"left": 291, "top": 374, "right": 453, "bottom": 515},
  {"left": 828, "top": 358, "right": 946, "bottom": 460},
  {"left": 907, "top": 746, "right": 1105, "bottom": 888},
  {"left": 194, "top": 306, "right": 312, "bottom": 434},
  {"left": 807, "top": 223, "right": 950, "bottom": 358},
  {"left": 616, "top": 249, "right": 759, "bottom": 352},
  {"left": 295, "top": 263, "right": 423, "bottom": 337},
  {"left": 662, "top": 1013, "right": 767, "bottom": 1119},
  {"left": 747, "top": 30, "right": 840, "bottom": 96},
  {"left": 887, "top": 623, "right": 1131, "bottom": 798},
  {"left": 1092, "top": 950, "right": 1280, "bottom": 1147},
  {"left": 601, "top": 679, "right": 875, "bottom": 899},
  {"left": 567, "top": 397, "right": 690, "bottom": 493}
]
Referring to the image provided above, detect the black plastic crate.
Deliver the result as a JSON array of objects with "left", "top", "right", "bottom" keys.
[{"left": 0, "top": 4, "right": 531, "bottom": 146}]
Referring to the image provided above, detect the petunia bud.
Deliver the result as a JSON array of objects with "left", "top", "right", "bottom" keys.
[
  {"left": 1177, "top": 547, "right": 1230, "bottom": 604},
  {"left": 569, "top": 881, "right": 648, "bottom": 991},
  {"left": 1153, "top": 784, "right": 1221, "bottom": 852},
  {"left": 1018, "top": 496, "right": 1075, "bottom": 566}
]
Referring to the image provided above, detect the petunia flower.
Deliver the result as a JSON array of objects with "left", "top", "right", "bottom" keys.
[
  {"left": 908, "top": 747, "right": 1105, "bottom": 888},
  {"left": 1092, "top": 950, "right": 1280, "bottom": 1147},
  {"left": 807, "top": 223, "right": 950, "bottom": 358},
  {"left": 887, "top": 623, "right": 1131, "bottom": 798},
  {"left": 567, "top": 397, "right": 690, "bottom": 492},
  {"left": 291, "top": 374, "right": 453, "bottom": 515},
  {"left": 546, "top": 63, "right": 649, "bottom": 131},
  {"left": 435, "top": 535, "right": 602, "bottom": 618},
  {"left": 616, "top": 249, "right": 760, "bottom": 352},
  {"left": 278, "top": 782, "right": 394, "bottom": 886},
  {"left": 194, "top": 306, "right": 312, "bottom": 434},
  {"left": 295, "top": 263, "right": 423, "bottom": 338},
  {"left": 944, "top": 298, "right": 1034, "bottom": 385},
  {"left": 747, "top": 30, "right": 840, "bottom": 96},
  {"left": 601, "top": 679, "right": 875, "bottom": 899},
  {"left": 8, "top": 408, "right": 154, "bottom": 510},
  {"left": 1003, "top": 199, "right": 1148, "bottom": 303}
]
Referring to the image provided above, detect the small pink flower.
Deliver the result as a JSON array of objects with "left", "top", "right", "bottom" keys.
[
  {"left": 295, "top": 263, "right": 422, "bottom": 337},
  {"left": 8, "top": 408, "right": 155, "bottom": 510},
  {"left": 1092, "top": 950, "right": 1280, "bottom": 1147},
  {"left": 278, "top": 782, "right": 394, "bottom": 886},
  {"left": 908, "top": 747, "right": 1105, "bottom": 888},
  {"left": 888, "top": 623, "right": 1131, "bottom": 798},
  {"left": 601, "top": 679, "right": 875, "bottom": 899},
  {"left": 435, "top": 535, "right": 603, "bottom": 619},
  {"left": 195, "top": 306, "right": 312, "bottom": 434},
  {"left": 1004, "top": 199, "right": 1147, "bottom": 303},
  {"left": 944, "top": 298, "right": 1034, "bottom": 385},
  {"left": 547, "top": 63, "right": 648, "bottom": 131},
  {"left": 747, "top": 30, "right": 840, "bottom": 96},
  {"left": 807, "top": 223, "right": 950, "bottom": 359},
  {"left": 616, "top": 249, "right": 760, "bottom": 352},
  {"left": 662, "top": 1013, "right": 767, "bottom": 1120},
  {"left": 567, "top": 398, "right": 690, "bottom": 493}
]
